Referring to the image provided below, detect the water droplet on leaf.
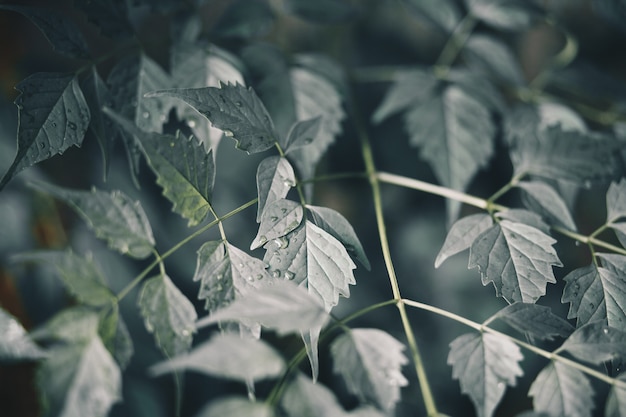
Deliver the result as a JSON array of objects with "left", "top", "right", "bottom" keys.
[
  {"left": 224, "top": 129, "right": 234, "bottom": 137},
  {"left": 68, "top": 122, "right": 77, "bottom": 130},
  {"left": 285, "top": 271, "right": 295, "bottom": 280},
  {"left": 142, "top": 111, "right": 150, "bottom": 119},
  {"left": 272, "top": 270, "right": 281, "bottom": 278}
]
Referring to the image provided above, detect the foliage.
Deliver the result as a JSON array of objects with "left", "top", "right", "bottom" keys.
[{"left": 1, "top": 1, "right": 626, "bottom": 417}]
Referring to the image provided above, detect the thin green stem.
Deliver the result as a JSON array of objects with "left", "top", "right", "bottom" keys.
[
  {"left": 486, "top": 173, "right": 525, "bottom": 209},
  {"left": 301, "top": 171, "right": 368, "bottom": 184},
  {"left": 434, "top": 13, "right": 478, "bottom": 73},
  {"left": 552, "top": 225, "right": 626, "bottom": 257}
]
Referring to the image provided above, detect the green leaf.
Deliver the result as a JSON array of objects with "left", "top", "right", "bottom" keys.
[
  {"left": 465, "top": 34, "right": 524, "bottom": 85},
  {"left": 400, "top": 0, "right": 462, "bottom": 32},
  {"left": 489, "top": 303, "right": 573, "bottom": 341},
  {"left": 37, "top": 336, "right": 122, "bottom": 417},
  {"left": 307, "top": 205, "right": 371, "bottom": 270},
  {"left": 75, "top": 0, "right": 133, "bottom": 39},
  {"left": 29, "top": 181, "right": 156, "bottom": 259},
  {"left": 606, "top": 374, "right": 626, "bottom": 417},
  {"left": 31, "top": 307, "right": 100, "bottom": 344},
  {"left": 469, "top": 220, "right": 562, "bottom": 303},
  {"left": 98, "top": 306, "right": 134, "bottom": 370},
  {"left": 252, "top": 199, "right": 304, "bottom": 250},
  {"left": 0, "top": 5, "right": 91, "bottom": 59},
  {"left": 264, "top": 220, "right": 357, "bottom": 311},
  {"left": 283, "top": 0, "right": 358, "bottom": 24},
  {"left": 529, "top": 362, "right": 594, "bottom": 417},
  {"left": 255, "top": 157, "right": 296, "bottom": 222},
  {"left": 138, "top": 273, "right": 197, "bottom": 358},
  {"left": 284, "top": 117, "right": 323, "bottom": 154},
  {"left": 150, "top": 332, "right": 285, "bottom": 382},
  {"left": 281, "top": 374, "right": 347, "bottom": 417},
  {"left": 195, "top": 396, "right": 273, "bottom": 417},
  {"left": 517, "top": 181, "right": 577, "bottom": 231},
  {"left": 435, "top": 213, "right": 493, "bottom": 268},
  {"left": 146, "top": 82, "right": 278, "bottom": 154},
  {"left": 0, "top": 307, "right": 46, "bottom": 362},
  {"left": 448, "top": 332, "right": 524, "bottom": 417},
  {"left": 559, "top": 321, "right": 626, "bottom": 365},
  {"left": 0, "top": 73, "right": 90, "bottom": 190},
  {"left": 197, "top": 280, "right": 329, "bottom": 335},
  {"left": 607, "top": 178, "right": 626, "bottom": 222},
  {"left": 331, "top": 328, "right": 408, "bottom": 412},
  {"left": 495, "top": 209, "right": 550, "bottom": 234},
  {"left": 13, "top": 250, "right": 115, "bottom": 307},
  {"left": 466, "top": 0, "right": 542, "bottom": 31}
]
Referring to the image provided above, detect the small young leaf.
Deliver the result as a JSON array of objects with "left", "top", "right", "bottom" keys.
[
  {"left": 0, "top": 73, "right": 90, "bottom": 190},
  {"left": 75, "top": 0, "right": 134, "bottom": 39},
  {"left": 400, "top": 0, "right": 462, "bottom": 32},
  {"left": 307, "top": 204, "right": 371, "bottom": 270},
  {"left": 98, "top": 306, "right": 134, "bottom": 370},
  {"left": 466, "top": 0, "right": 542, "bottom": 31},
  {"left": 29, "top": 181, "right": 156, "bottom": 259},
  {"left": 281, "top": 374, "right": 347, "bottom": 417},
  {"left": 465, "top": 34, "right": 524, "bottom": 85},
  {"left": 255, "top": 156, "right": 296, "bottom": 222},
  {"left": 606, "top": 178, "right": 626, "bottom": 223},
  {"left": 138, "top": 273, "right": 197, "bottom": 358},
  {"left": 0, "top": 307, "right": 46, "bottom": 362},
  {"left": 529, "top": 362, "right": 594, "bottom": 417},
  {"left": 195, "top": 396, "right": 273, "bottom": 417},
  {"left": 469, "top": 220, "right": 562, "bottom": 303},
  {"left": 150, "top": 332, "right": 285, "bottom": 382},
  {"left": 558, "top": 321, "right": 626, "bottom": 365},
  {"left": 13, "top": 250, "right": 115, "bottom": 307},
  {"left": 448, "top": 332, "right": 523, "bottom": 417},
  {"left": 489, "top": 303, "right": 574, "bottom": 341},
  {"left": 435, "top": 213, "right": 493, "bottom": 268},
  {"left": 147, "top": 83, "right": 278, "bottom": 154},
  {"left": 331, "top": 328, "right": 408, "bottom": 412},
  {"left": 283, "top": 0, "right": 358, "bottom": 24},
  {"left": 605, "top": 374, "right": 626, "bottom": 417},
  {"left": 196, "top": 280, "right": 329, "bottom": 335},
  {"left": 284, "top": 117, "right": 323, "bottom": 154},
  {"left": 0, "top": 5, "right": 91, "bottom": 59},
  {"left": 517, "top": 181, "right": 577, "bottom": 231},
  {"left": 252, "top": 199, "right": 303, "bottom": 250}
]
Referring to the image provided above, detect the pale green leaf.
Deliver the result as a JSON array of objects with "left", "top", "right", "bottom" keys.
[
  {"left": 196, "top": 280, "right": 329, "bottom": 335},
  {"left": 448, "top": 332, "right": 524, "bottom": 417},
  {"left": 255, "top": 157, "right": 296, "bottom": 222},
  {"left": 75, "top": 0, "right": 133, "bottom": 39},
  {"left": 0, "top": 73, "right": 90, "bottom": 190},
  {"left": 466, "top": 0, "right": 542, "bottom": 31},
  {"left": 146, "top": 82, "right": 278, "bottom": 154},
  {"left": 517, "top": 181, "right": 577, "bottom": 231},
  {"left": 252, "top": 199, "right": 304, "bottom": 250},
  {"left": 489, "top": 303, "right": 573, "bottom": 341},
  {"left": 529, "top": 362, "right": 594, "bottom": 417},
  {"left": 284, "top": 116, "right": 323, "bottom": 154},
  {"left": 465, "top": 34, "right": 524, "bottom": 85},
  {"left": 31, "top": 307, "right": 100, "bottom": 344},
  {"left": 150, "top": 332, "right": 285, "bottom": 382},
  {"left": 284, "top": 0, "right": 358, "bottom": 24},
  {"left": 469, "top": 220, "right": 562, "bottom": 303},
  {"left": 331, "top": 328, "right": 408, "bottom": 412},
  {"left": 263, "top": 220, "right": 357, "bottom": 311},
  {"left": 495, "top": 208, "right": 550, "bottom": 234},
  {"left": 605, "top": 374, "right": 626, "bottom": 417},
  {"left": 606, "top": 178, "right": 626, "bottom": 223},
  {"left": 13, "top": 250, "right": 115, "bottom": 307},
  {"left": 0, "top": 307, "right": 46, "bottom": 362},
  {"left": 281, "top": 374, "right": 347, "bottom": 417},
  {"left": 435, "top": 213, "right": 493, "bottom": 268},
  {"left": 611, "top": 222, "right": 626, "bottom": 249},
  {"left": 138, "top": 273, "right": 197, "bottom": 358},
  {"left": 446, "top": 69, "right": 504, "bottom": 112},
  {"left": 98, "top": 306, "right": 134, "bottom": 370},
  {"left": 195, "top": 396, "right": 273, "bottom": 417},
  {"left": 401, "top": 0, "right": 461, "bottom": 32},
  {"left": 558, "top": 321, "right": 626, "bottom": 365},
  {"left": 29, "top": 181, "right": 155, "bottom": 259}
]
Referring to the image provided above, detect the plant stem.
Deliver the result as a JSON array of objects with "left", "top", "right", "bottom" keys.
[{"left": 434, "top": 13, "right": 477, "bottom": 73}]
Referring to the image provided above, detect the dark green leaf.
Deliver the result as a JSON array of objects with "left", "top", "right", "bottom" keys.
[
  {"left": 150, "top": 332, "right": 285, "bottom": 382},
  {"left": 283, "top": 0, "right": 358, "bottom": 24},
  {"left": 255, "top": 157, "right": 296, "bottom": 222},
  {"left": 466, "top": 0, "right": 542, "bottom": 31},
  {"left": 284, "top": 117, "right": 323, "bottom": 154},
  {"left": 607, "top": 178, "right": 626, "bottom": 223},
  {"left": 448, "top": 332, "right": 523, "bottom": 417},
  {"left": 252, "top": 199, "right": 303, "bottom": 250},
  {"left": 435, "top": 213, "right": 493, "bottom": 268},
  {"left": 559, "top": 321, "right": 626, "bottom": 365},
  {"left": 74, "top": 0, "right": 134, "bottom": 39},
  {"left": 331, "top": 328, "right": 408, "bottom": 412},
  {"left": 213, "top": 0, "right": 275, "bottom": 39},
  {"left": 465, "top": 34, "right": 524, "bottom": 85},
  {"left": 529, "top": 362, "right": 594, "bottom": 417},
  {"left": 138, "top": 273, "right": 197, "bottom": 358},
  {"left": 0, "top": 307, "right": 46, "bottom": 362},
  {"left": 489, "top": 303, "right": 573, "bottom": 341},
  {"left": 400, "top": 0, "right": 462, "bottom": 32},
  {"left": 0, "top": 73, "right": 90, "bottom": 190},
  {"left": 469, "top": 220, "right": 562, "bottom": 303},
  {"left": 281, "top": 374, "right": 347, "bottom": 417},
  {"left": 98, "top": 306, "right": 134, "bottom": 370},
  {"left": 517, "top": 181, "right": 577, "bottom": 231},
  {"left": 29, "top": 181, "right": 156, "bottom": 259},
  {"left": 195, "top": 396, "right": 273, "bottom": 417},
  {"left": 0, "top": 5, "right": 91, "bottom": 59},
  {"left": 605, "top": 374, "right": 626, "bottom": 417}
]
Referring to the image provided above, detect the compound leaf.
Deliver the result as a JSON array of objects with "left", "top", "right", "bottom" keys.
[
  {"left": 255, "top": 157, "right": 296, "bottom": 222},
  {"left": 559, "top": 321, "right": 626, "bottom": 365},
  {"left": 0, "top": 73, "right": 90, "bottom": 190},
  {"left": 150, "top": 332, "right": 285, "bottom": 382},
  {"left": 517, "top": 181, "right": 577, "bottom": 231},
  {"left": 138, "top": 273, "right": 197, "bottom": 358},
  {"left": 195, "top": 396, "right": 273, "bottom": 417},
  {"left": 529, "top": 362, "right": 594, "bottom": 417},
  {"left": 29, "top": 181, "right": 155, "bottom": 259},
  {"left": 0, "top": 307, "right": 46, "bottom": 362},
  {"left": 331, "top": 328, "right": 408, "bottom": 412},
  {"left": 147, "top": 82, "right": 278, "bottom": 154},
  {"left": 435, "top": 213, "right": 493, "bottom": 268},
  {"left": 448, "top": 332, "right": 523, "bottom": 417},
  {"left": 606, "top": 374, "right": 626, "bottom": 417},
  {"left": 489, "top": 303, "right": 573, "bottom": 341},
  {"left": 281, "top": 374, "right": 347, "bottom": 417},
  {"left": 469, "top": 220, "right": 562, "bottom": 303}
]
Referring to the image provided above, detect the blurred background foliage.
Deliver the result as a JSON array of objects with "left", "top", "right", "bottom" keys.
[{"left": 0, "top": 0, "right": 625, "bottom": 416}]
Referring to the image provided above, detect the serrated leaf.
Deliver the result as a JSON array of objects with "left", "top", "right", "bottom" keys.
[
  {"left": 529, "top": 361, "right": 594, "bottom": 417},
  {"left": 147, "top": 82, "right": 278, "bottom": 154},
  {"left": 0, "top": 73, "right": 90, "bottom": 190},
  {"left": 252, "top": 199, "right": 304, "bottom": 250},
  {"left": 606, "top": 374, "right": 626, "bottom": 417},
  {"left": 197, "top": 280, "right": 329, "bottom": 335},
  {"left": 284, "top": 117, "right": 323, "bottom": 154},
  {"left": 98, "top": 306, "right": 134, "bottom": 370},
  {"left": 401, "top": 0, "right": 462, "bottom": 32},
  {"left": 284, "top": 0, "right": 358, "bottom": 24},
  {"left": 138, "top": 273, "right": 197, "bottom": 358},
  {"left": 0, "top": 307, "right": 46, "bottom": 362},
  {"left": 75, "top": 0, "right": 134, "bottom": 39},
  {"left": 607, "top": 178, "right": 626, "bottom": 223},
  {"left": 281, "top": 374, "right": 347, "bottom": 417},
  {"left": 559, "top": 321, "right": 626, "bottom": 365},
  {"left": 517, "top": 181, "right": 577, "bottom": 231},
  {"left": 29, "top": 181, "right": 155, "bottom": 259},
  {"left": 0, "top": 5, "right": 91, "bottom": 59},
  {"left": 255, "top": 157, "right": 296, "bottom": 222},
  {"left": 489, "top": 303, "right": 573, "bottom": 341},
  {"left": 150, "top": 332, "right": 285, "bottom": 382},
  {"left": 465, "top": 34, "right": 525, "bottom": 85},
  {"left": 469, "top": 220, "right": 562, "bottom": 303},
  {"left": 195, "top": 396, "right": 273, "bottom": 417},
  {"left": 13, "top": 250, "right": 115, "bottom": 307},
  {"left": 264, "top": 220, "right": 356, "bottom": 311},
  {"left": 435, "top": 213, "right": 493, "bottom": 268},
  {"left": 307, "top": 205, "right": 370, "bottom": 270},
  {"left": 31, "top": 307, "right": 100, "bottom": 344},
  {"left": 466, "top": 0, "right": 542, "bottom": 31},
  {"left": 331, "top": 328, "right": 408, "bottom": 411},
  {"left": 448, "top": 332, "right": 523, "bottom": 417},
  {"left": 37, "top": 336, "right": 122, "bottom": 417},
  {"left": 495, "top": 208, "right": 550, "bottom": 234}
]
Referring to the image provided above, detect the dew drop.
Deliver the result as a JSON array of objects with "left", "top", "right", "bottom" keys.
[
  {"left": 575, "top": 241, "right": 581, "bottom": 247},
  {"left": 51, "top": 121, "right": 57, "bottom": 128},
  {"left": 216, "top": 274, "right": 223, "bottom": 280},
  {"left": 272, "top": 270, "right": 281, "bottom": 278},
  {"left": 281, "top": 208, "right": 288, "bottom": 215},
  {"left": 603, "top": 327, "right": 609, "bottom": 334},
  {"left": 188, "top": 119, "right": 197, "bottom": 128},
  {"left": 159, "top": 114, "right": 167, "bottom": 122},
  {"left": 285, "top": 271, "right": 295, "bottom": 280},
  {"left": 270, "top": 216, "right": 279, "bottom": 222},
  {"left": 68, "top": 121, "right": 77, "bottom": 130},
  {"left": 256, "top": 274, "right": 264, "bottom": 280},
  {"left": 181, "top": 329, "right": 191, "bottom": 337},
  {"left": 238, "top": 263, "right": 244, "bottom": 268},
  {"left": 169, "top": 141, "right": 175, "bottom": 147},
  {"left": 247, "top": 275, "right": 254, "bottom": 282},
  {"left": 235, "top": 101, "right": 243, "bottom": 107},
  {"left": 497, "top": 382, "right": 505, "bottom": 390},
  {"left": 39, "top": 142, "right": 46, "bottom": 149},
  {"left": 142, "top": 111, "right": 150, "bottom": 119},
  {"left": 224, "top": 129, "right": 234, "bottom": 137},
  {"left": 258, "top": 235, "right": 268, "bottom": 245}
]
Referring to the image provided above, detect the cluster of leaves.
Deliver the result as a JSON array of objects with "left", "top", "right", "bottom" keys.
[{"left": 1, "top": 1, "right": 626, "bottom": 417}]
